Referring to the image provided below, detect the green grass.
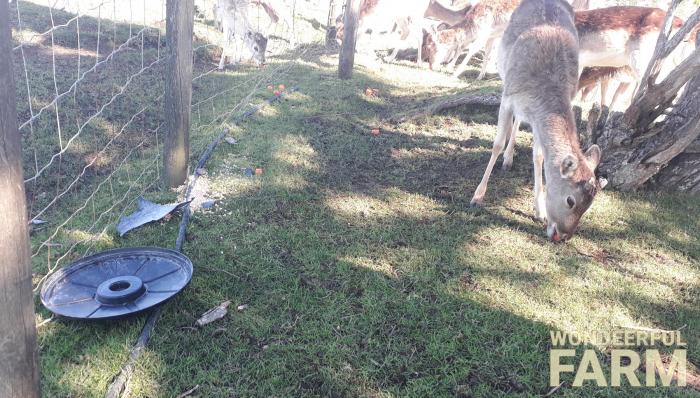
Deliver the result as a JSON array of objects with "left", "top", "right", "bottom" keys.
[{"left": 11, "top": 1, "right": 700, "bottom": 397}]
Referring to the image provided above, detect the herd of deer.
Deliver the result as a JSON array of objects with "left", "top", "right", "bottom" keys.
[
  {"left": 215, "top": 0, "right": 697, "bottom": 241},
  {"left": 334, "top": 0, "right": 697, "bottom": 242},
  {"left": 338, "top": 0, "right": 697, "bottom": 109}
]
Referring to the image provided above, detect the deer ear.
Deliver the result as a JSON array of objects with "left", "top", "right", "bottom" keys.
[
  {"left": 560, "top": 154, "right": 578, "bottom": 178},
  {"left": 584, "top": 145, "right": 602, "bottom": 169}
]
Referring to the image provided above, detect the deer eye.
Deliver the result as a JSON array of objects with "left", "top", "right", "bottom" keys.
[
  {"left": 566, "top": 196, "right": 576, "bottom": 209},
  {"left": 254, "top": 46, "right": 259, "bottom": 51}
]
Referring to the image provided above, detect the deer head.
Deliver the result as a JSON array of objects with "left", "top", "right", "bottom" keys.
[
  {"left": 244, "top": 31, "right": 268, "bottom": 66},
  {"left": 545, "top": 145, "right": 606, "bottom": 242}
]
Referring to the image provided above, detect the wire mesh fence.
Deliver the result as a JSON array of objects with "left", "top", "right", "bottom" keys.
[
  {"left": 9, "top": 0, "right": 332, "bottom": 294},
  {"left": 12, "top": 0, "right": 168, "bottom": 291}
]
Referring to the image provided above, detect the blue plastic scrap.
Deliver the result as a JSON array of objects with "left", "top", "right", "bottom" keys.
[{"left": 201, "top": 200, "right": 217, "bottom": 209}]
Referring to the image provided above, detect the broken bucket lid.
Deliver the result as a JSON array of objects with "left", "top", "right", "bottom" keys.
[{"left": 40, "top": 247, "right": 193, "bottom": 320}]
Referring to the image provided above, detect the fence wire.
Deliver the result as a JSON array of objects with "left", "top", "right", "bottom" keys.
[{"left": 10, "top": 0, "right": 327, "bottom": 294}]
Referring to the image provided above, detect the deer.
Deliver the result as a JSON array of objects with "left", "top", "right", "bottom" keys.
[
  {"left": 420, "top": 0, "right": 472, "bottom": 66},
  {"left": 576, "top": 6, "right": 686, "bottom": 82},
  {"left": 423, "top": 0, "right": 520, "bottom": 79},
  {"left": 424, "top": 0, "right": 472, "bottom": 27},
  {"left": 499, "top": 6, "right": 695, "bottom": 172},
  {"left": 215, "top": 0, "right": 268, "bottom": 69},
  {"left": 470, "top": 0, "right": 605, "bottom": 242},
  {"left": 249, "top": 0, "right": 297, "bottom": 47},
  {"left": 335, "top": 0, "right": 472, "bottom": 65}
]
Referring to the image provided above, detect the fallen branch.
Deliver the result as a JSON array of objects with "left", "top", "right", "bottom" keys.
[
  {"left": 389, "top": 91, "right": 501, "bottom": 124},
  {"left": 104, "top": 306, "right": 163, "bottom": 398}
]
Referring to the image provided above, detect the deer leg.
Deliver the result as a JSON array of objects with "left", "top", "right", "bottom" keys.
[
  {"left": 446, "top": 49, "right": 461, "bottom": 71},
  {"left": 218, "top": 31, "right": 229, "bottom": 70},
  {"left": 417, "top": 32, "right": 424, "bottom": 68},
  {"left": 502, "top": 117, "right": 520, "bottom": 171},
  {"left": 470, "top": 100, "right": 513, "bottom": 207},
  {"left": 385, "top": 47, "right": 400, "bottom": 62},
  {"left": 580, "top": 83, "right": 597, "bottom": 102},
  {"left": 476, "top": 37, "right": 496, "bottom": 81},
  {"left": 609, "top": 81, "right": 632, "bottom": 111},
  {"left": 599, "top": 78, "right": 609, "bottom": 108},
  {"left": 533, "top": 138, "right": 547, "bottom": 222},
  {"left": 453, "top": 36, "right": 488, "bottom": 78},
  {"left": 385, "top": 19, "right": 410, "bottom": 63},
  {"left": 218, "top": 52, "right": 227, "bottom": 70}
]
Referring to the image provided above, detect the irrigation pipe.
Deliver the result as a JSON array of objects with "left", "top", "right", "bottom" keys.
[{"left": 105, "top": 88, "right": 298, "bottom": 398}]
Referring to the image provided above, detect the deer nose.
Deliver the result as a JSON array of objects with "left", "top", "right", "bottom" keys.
[{"left": 547, "top": 224, "right": 566, "bottom": 243}]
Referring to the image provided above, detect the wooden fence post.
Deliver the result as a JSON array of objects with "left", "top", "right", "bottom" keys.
[
  {"left": 338, "top": 0, "right": 360, "bottom": 79},
  {"left": 0, "top": 1, "right": 41, "bottom": 397},
  {"left": 163, "top": 0, "right": 195, "bottom": 188}
]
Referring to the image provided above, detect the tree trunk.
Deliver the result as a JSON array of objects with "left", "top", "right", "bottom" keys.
[
  {"left": 596, "top": 67, "right": 700, "bottom": 191},
  {"left": 0, "top": 0, "right": 41, "bottom": 396},
  {"left": 591, "top": 1, "right": 700, "bottom": 192},
  {"left": 163, "top": 0, "right": 195, "bottom": 188}
]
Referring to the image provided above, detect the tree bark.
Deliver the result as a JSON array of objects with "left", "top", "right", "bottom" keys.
[
  {"left": 338, "top": 0, "right": 360, "bottom": 79},
  {"left": 0, "top": 0, "right": 41, "bottom": 396},
  {"left": 592, "top": 1, "right": 700, "bottom": 192},
  {"left": 163, "top": 0, "right": 195, "bottom": 188}
]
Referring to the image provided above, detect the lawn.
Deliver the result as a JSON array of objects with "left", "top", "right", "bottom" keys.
[{"left": 9, "top": 1, "right": 700, "bottom": 397}]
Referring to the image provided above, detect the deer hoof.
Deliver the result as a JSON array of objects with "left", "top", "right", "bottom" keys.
[
  {"left": 469, "top": 198, "right": 484, "bottom": 208},
  {"left": 502, "top": 161, "right": 513, "bottom": 172}
]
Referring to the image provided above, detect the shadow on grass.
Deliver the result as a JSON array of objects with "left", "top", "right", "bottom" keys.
[
  {"left": 19, "top": 6, "right": 700, "bottom": 397},
  {"left": 116, "top": 48, "right": 700, "bottom": 397}
]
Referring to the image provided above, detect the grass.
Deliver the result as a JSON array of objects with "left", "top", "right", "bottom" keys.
[{"left": 10, "top": 1, "right": 700, "bottom": 397}]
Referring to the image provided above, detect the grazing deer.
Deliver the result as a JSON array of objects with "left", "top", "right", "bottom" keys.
[
  {"left": 421, "top": 0, "right": 472, "bottom": 66},
  {"left": 423, "top": 0, "right": 520, "bottom": 79},
  {"left": 215, "top": 0, "right": 268, "bottom": 69},
  {"left": 500, "top": 6, "right": 694, "bottom": 171},
  {"left": 470, "top": 0, "right": 605, "bottom": 242},
  {"left": 249, "top": 0, "right": 296, "bottom": 46}
]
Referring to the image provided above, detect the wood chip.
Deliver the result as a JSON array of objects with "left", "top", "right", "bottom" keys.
[
  {"left": 176, "top": 384, "right": 199, "bottom": 398},
  {"left": 544, "top": 382, "right": 564, "bottom": 397},
  {"left": 196, "top": 300, "right": 231, "bottom": 327}
]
